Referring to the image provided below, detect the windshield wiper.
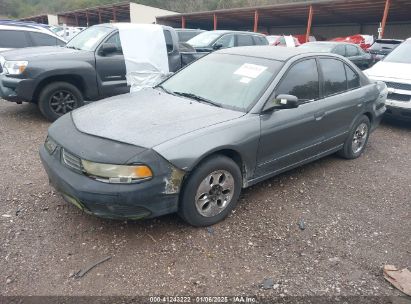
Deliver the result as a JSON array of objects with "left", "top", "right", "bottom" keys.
[
  {"left": 66, "top": 45, "right": 80, "bottom": 50},
  {"left": 156, "top": 85, "right": 175, "bottom": 95},
  {"left": 173, "top": 91, "right": 222, "bottom": 108}
]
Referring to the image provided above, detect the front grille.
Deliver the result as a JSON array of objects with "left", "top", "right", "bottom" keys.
[
  {"left": 388, "top": 93, "right": 411, "bottom": 102},
  {"left": 62, "top": 149, "right": 83, "bottom": 172},
  {"left": 385, "top": 82, "right": 411, "bottom": 91}
]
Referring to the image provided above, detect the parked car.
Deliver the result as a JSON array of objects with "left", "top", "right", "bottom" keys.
[
  {"left": 267, "top": 35, "right": 301, "bottom": 47},
  {"left": 300, "top": 41, "right": 372, "bottom": 69},
  {"left": 364, "top": 38, "right": 411, "bottom": 121},
  {"left": 0, "top": 24, "right": 201, "bottom": 121},
  {"left": 332, "top": 34, "right": 374, "bottom": 50},
  {"left": 187, "top": 30, "right": 268, "bottom": 52},
  {"left": 367, "top": 39, "right": 403, "bottom": 63},
  {"left": 40, "top": 46, "right": 387, "bottom": 226},
  {"left": 0, "top": 22, "right": 66, "bottom": 52},
  {"left": 175, "top": 28, "right": 206, "bottom": 42}
]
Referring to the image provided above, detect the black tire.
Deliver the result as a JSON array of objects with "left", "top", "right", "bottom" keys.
[
  {"left": 178, "top": 155, "right": 242, "bottom": 227},
  {"left": 338, "top": 115, "right": 371, "bottom": 159},
  {"left": 38, "top": 82, "right": 84, "bottom": 122}
]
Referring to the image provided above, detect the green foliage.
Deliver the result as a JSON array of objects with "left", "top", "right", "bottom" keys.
[{"left": 1, "top": 0, "right": 308, "bottom": 18}]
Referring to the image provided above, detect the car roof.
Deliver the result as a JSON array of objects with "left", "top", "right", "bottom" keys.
[
  {"left": 216, "top": 46, "right": 335, "bottom": 62},
  {"left": 0, "top": 23, "right": 61, "bottom": 37},
  {"left": 209, "top": 30, "right": 266, "bottom": 36}
]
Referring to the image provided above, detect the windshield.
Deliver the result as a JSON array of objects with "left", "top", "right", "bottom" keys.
[
  {"left": 187, "top": 31, "right": 223, "bottom": 48},
  {"left": 369, "top": 41, "right": 401, "bottom": 51},
  {"left": 299, "top": 43, "right": 334, "bottom": 52},
  {"left": 161, "top": 53, "right": 283, "bottom": 112},
  {"left": 66, "top": 26, "right": 113, "bottom": 51},
  {"left": 384, "top": 40, "right": 411, "bottom": 64}
]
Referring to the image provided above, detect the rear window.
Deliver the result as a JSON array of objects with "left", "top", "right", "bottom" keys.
[
  {"left": 253, "top": 36, "right": 268, "bottom": 45},
  {"left": 369, "top": 41, "right": 401, "bottom": 51},
  {"left": 163, "top": 30, "right": 174, "bottom": 53},
  {"left": 0, "top": 30, "right": 30, "bottom": 48},
  {"left": 177, "top": 31, "right": 203, "bottom": 42},
  {"left": 237, "top": 35, "right": 254, "bottom": 47},
  {"left": 28, "top": 32, "right": 59, "bottom": 46}
]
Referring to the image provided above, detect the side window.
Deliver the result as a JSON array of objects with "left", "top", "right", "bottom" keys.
[
  {"left": 346, "top": 45, "right": 359, "bottom": 57},
  {"left": 253, "top": 36, "right": 266, "bottom": 45},
  {"left": 320, "top": 58, "right": 347, "bottom": 96},
  {"left": 29, "top": 32, "right": 58, "bottom": 46},
  {"left": 105, "top": 33, "right": 123, "bottom": 54},
  {"left": 0, "top": 30, "right": 30, "bottom": 48},
  {"left": 215, "top": 34, "right": 235, "bottom": 48},
  {"left": 236, "top": 34, "right": 254, "bottom": 47},
  {"left": 334, "top": 45, "right": 346, "bottom": 56},
  {"left": 345, "top": 64, "right": 360, "bottom": 90},
  {"left": 276, "top": 59, "right": 320, "bottom": 101},
  {"left": 163, "top": 30, "right": 174, "bottom": 53}
]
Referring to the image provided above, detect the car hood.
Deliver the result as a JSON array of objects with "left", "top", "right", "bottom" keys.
[
  {"left": 72, "top": 88, "right": 244, "bottom": 148},
  {"left": 365, "top": 61, "right": 411, "bottom": 81},
  {"left": 0, "top": 46, "right": 86, "bottom": 61}
]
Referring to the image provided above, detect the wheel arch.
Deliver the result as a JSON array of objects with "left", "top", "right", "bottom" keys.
[
  {"left": 33, "top": 75, "right": 86, "bottom": 103},
  {"left": 184, "top": 147, "right": 249, "bottom": 188}
]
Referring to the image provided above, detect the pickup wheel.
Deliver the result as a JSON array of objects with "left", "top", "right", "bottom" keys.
[
  {"left": 38, "top": 82, "right": 84, "bottom": 121},
  {"left": 178, "top": 155, "right": 242, "bottom": 227},
  {"left": 338, "top": 115, "right": 370, "bottom": 159}
]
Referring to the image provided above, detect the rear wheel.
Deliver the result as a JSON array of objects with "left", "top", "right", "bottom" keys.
[
  {"left": 38, "top": 82, "right": 84, "bottom": 121},
  {"left": 338, "top": 115, "right": 370, "bottom": 159},
  {"left": 178, "top": 155, "right": 242, "bottom": 227}
]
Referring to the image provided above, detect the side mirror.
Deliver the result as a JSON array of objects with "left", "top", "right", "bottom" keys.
[
  {"left": 213, "top": 43, "right": 223, "bottom": 50},
  {"left": 263, "top": 94, "right": 300, "bottom": 112},
  {"left": 100, "top": 43, "right": 118, "bottom": 55}
]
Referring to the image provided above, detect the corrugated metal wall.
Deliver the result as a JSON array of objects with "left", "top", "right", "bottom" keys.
[{"left": 265, "top": 22, "right": 411, "bottom": 39}]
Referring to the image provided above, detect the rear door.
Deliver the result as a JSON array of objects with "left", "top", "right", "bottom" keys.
[
  {"left": 95, "top": 32, "right": 128, "bottom": 97},
  {"left": 256, "top": 58, "right": 325, "bottom": 178},
  {"left": 316, "top": 57, "right": 364, "bottom": 150}
]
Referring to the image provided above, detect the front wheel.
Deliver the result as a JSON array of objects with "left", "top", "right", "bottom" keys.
[
  {"left": 38, "top": 82, "right": 84, "bottom": 121},
  {"left": 338, "top": 115, "right": 370, "bottom": 159},
  {"left": 178, "top": 155, "right": 242, "bottom": 227}
]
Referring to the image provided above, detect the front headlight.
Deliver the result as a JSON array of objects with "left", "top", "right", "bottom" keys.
[
  {"left": 3, "top": 60, "right": 28, "bottom": 75},
  {"left": 81, "top": 160, "right": 153, "bottom": 184}
]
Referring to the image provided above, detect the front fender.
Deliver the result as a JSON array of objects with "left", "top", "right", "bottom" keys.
[
  {"left": 153, "top": 114, "right": 261, "bottom": 186},
  {"left": 26, "top": 60, "right": 98, "bottom": 100}
]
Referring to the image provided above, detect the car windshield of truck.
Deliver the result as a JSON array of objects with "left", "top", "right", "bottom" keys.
[
  {"left": 383, "top": 41, "right": 411, "bottom": 64},
  {"left": 66, "top": 26, "right": 113, "bottom": 51},
  {"left": 187, "top": 31, "right": 223, "bottom": 48},
  {"left": 369, "top": 40, "right": 401, "bottom": 51},
  {"left": 160, "top": 53, "right": 283, "bottom": 112}
]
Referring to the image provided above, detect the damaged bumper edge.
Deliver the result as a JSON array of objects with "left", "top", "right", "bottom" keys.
[{"left": 39, "top": 145, "right": 182, "bottom": 220}]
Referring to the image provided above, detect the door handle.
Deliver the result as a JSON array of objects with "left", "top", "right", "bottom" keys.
[{"left": 314, "top": 112, "right": 325, "bottom": 121}]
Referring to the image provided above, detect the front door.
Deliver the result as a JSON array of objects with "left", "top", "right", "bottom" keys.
[
  {"left": 255, "top": 58, "right": 325, "bottom": 179},
  {"left": 95, "top": 32, "right": 128, "bottom": 98}
]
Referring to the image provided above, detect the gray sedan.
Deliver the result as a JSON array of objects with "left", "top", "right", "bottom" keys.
[{"left": 40, "top": 47, "right": 387, "bottom": 226}]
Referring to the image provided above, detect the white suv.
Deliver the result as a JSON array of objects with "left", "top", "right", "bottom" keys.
[
  {"left": 0, "top": 23, "right": 66, "bottom": 52},
  {"left": 364, "top": 38, "right": 411, "bottom": 121}
]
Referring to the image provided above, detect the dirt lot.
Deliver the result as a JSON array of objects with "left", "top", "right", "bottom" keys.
[{"left": 0, "top": 100, "right": 410, "bottom": 298}]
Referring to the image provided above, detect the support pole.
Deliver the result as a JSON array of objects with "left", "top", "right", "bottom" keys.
[
  {"left": 86, "top": 10, "right": 89, "bottom": 26},
  {"left": 113, "top": 6, "right": 117, "bottom": 22},
  {"left": 253, "top": 10, "right": 259, "bottom": 32},
  {"left": 305, "top": 5, "right": 313, "bottom": 43},
  {"left": 380, "top": 0, "right": 391, "bottom": 39},
  {"left": 74, "top": 13, "right": 79, "bottom": 26},
  {"left": 98, "top": 9, "right": 102, "bottom": 24},
  {"left": 213, "top": 13, "right": 218, "bottom": 30},
  {"left": 181, "top": 16, "right": 186, "bottom": 29}
]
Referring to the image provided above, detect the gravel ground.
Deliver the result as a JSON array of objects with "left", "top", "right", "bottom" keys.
[{"left": 0, "top": 100, "right": 410, "bottom": 298}]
